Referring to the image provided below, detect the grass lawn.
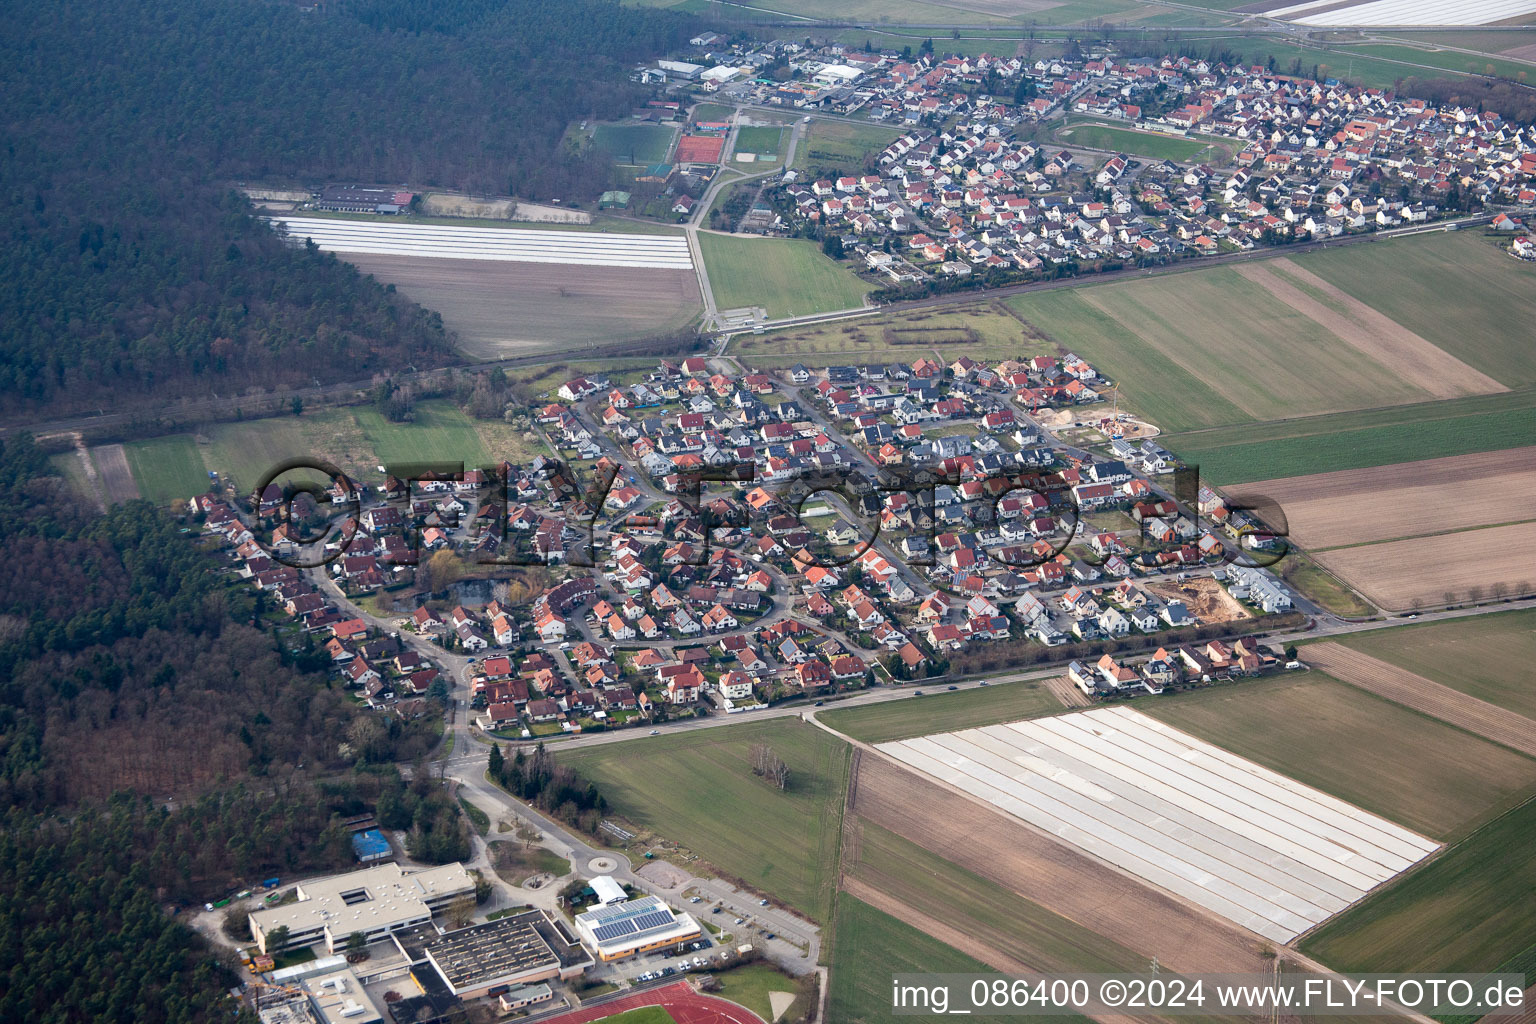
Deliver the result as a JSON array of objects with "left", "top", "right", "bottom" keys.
[
  {"left": 352, "top": 400, "right": 491, "bottom": 468},
  {"left": 1276, "top": 553, "right": 1374, "bottom": 618},
  {"left": 793, "top": 119, "right": 904, "bottom": 175},
  {"left": 708, "top": 963, "right": 797, "bottom": 1021},
  {"left": 1327, "top": 609, "right": 1536, "bottom": 718},
  {"left": 1291, "top": 232, "right": 1536, "bottom": 387},
  {"left": 1056, "top": 122, "right": 1212, "bottom": 162},
  {"left": 1301, "top": 793, "right": 1536, "bottom": 974},
  {"left": 201, "top": 409, "right": 377, "bottom": 493},
  {"left": 1142, "top": 673, "right": 1536, "bottom": 840},
  {"left": 592, "top": 123, "right": 675, "bottom": 166},
  {"left": 593, "top": 1007, "right": 676, "bottom": 1024},
  {"left": 124, "top": 435, "right": 213, "bottom": 504},
  {"left": 458, "top": 796, "right": 490, "bottom": 836},
  {"left": 733, "top": 126, "right": 785, "bottom": 158},
  {"left": 820, "top": 679, "right": 1064, "bottom": 744},
  {"left": 699, "top": 235, "right": 870, "bottom": 319},
  {"left": 558, "top": 719, "right": 850, "bottom": 922},
  {"left": 845, "top": 819, "right": 1147, "bottom": 973},
  {"left": 733, "top": 304, "right": 1043, "bottom": 366},
  {"left": 1161, "top": 387, "right": 1536, "bottom": 484},
  {"left": 1010, "top": 267, "right": 1432, "bottom": 429},
  {"left": 489, "top": 841, "right": 571, "bottom": 886}
]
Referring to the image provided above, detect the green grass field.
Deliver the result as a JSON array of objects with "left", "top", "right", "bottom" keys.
[
  {"left": 124, "top": 435, "right": 213, "bottom": 504},
  {"left": 793, "top": 120, "right": 904, "bottom": 175},
  {"left": 820, "top": 680, "right": 1064, "bottom": 744},
  {"left": 352, "top": 401, "right": 492, "bottom": 467},
  {"left": 733, "top": 125, "right": 785, "bottom": 158},
  {"left": 559, "top": 720, "right": 850, "bottom": 922},
  {"left": 1057, "top": 122, "right": 1212, "bottom": 162},
  {"left": 1143, "top": 673, "right": 1536, "bottom": 840},
  {"left": 1009, "top": 267, "right": 1435, "bottom": 432},
  {"left": 592, "top": 124, "right": 676, "bottom": 166},
  {"left": 733, "top": 303, "right": 1044, "bottom": 366},
  {"left": 828, "top": 894, "right": 1085, "bottom": 1024},
  {"left": 1161, "top": 387, "right": 1536, "bottom": 485},
  {"left": 595, "top": 1007, "right": 676, "bottom": 1024},
  {"left": 1327, "top": 610, "right": 1536, "bottom": 718},
  {"left": 1301, "top": 793, "right": 1536, "bottom": 974},
  {"left": 708, "top": 963, "right": 798, "bottom": 1021},
  {"left": 700, "top": 235, "right": 870, "bottom": 318},
  {"left": 1291, "top": 232, "right": 1536, "bottom": 387}
]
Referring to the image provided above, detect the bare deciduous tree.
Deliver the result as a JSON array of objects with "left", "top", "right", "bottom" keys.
[{"left": 748, "top": 743, "right": 790, "bottom": 791}]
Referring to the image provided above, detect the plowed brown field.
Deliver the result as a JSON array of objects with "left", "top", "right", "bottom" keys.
[
  {"left": 1233, "top": 446, "right": 1536, "bottom": 551},
  {"left": 1316, "top": 520, "right": 1536, "bottom": 611},
  {"left": 848, "top": 752, "right": 1273, "bottom": 974}
]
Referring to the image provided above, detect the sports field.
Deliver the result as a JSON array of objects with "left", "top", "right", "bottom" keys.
[
  {"left": 699, "top": 235, "right": 870, "bottom": 318},
  {"left": 1056, "top": 122, "right": 1214, "bottom": 162},
  {"left": 793, "top": 120, "right": 904, "bottom": 174},
  {"left": 1142, "top": 673, "right": 1536, "bottom": 840},
  {"left": 592, "top": 123, "right": 676, "bottom": 165},
  {"left": 732, "top": 126, "right": 785, "bottom": 159},
  {"left": 818, "top": 679, "right": 1064, "bottom": 744},
  {"left": 558, "top": 720, "right": 850, "bottom": 921},
  {"left": 123, "top": 436, "right": 206, "bottom": 505},
  {"left": 1328, "top": 610, "right": 1536, "bottom": 718},
  {"left": 1301, "top": 793, "right": 1536, "bottom": 974}
]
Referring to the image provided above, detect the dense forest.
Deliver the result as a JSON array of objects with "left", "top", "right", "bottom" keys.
[
  {"left": 0, "top": 438, "right": 464, "bottom": 1021},
  {"left": 0, "top": 0, "right": 695, "bottom": 415}
]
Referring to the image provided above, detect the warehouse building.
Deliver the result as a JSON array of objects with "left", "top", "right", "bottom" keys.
[
  {"left": 351, "top": 829, "right": 391, "bottom": 863},
  {"left": 573, "top": 895, "right": 700, "bottom": 961},
  {"left": 420, "top": 911, "right": 593, "bottom": 999},
  {"left": 589, "top": 875, "right": 628, "bottom": 905},
  {"left": 249, "top": 862, "right": 475, "bottom": 954}
]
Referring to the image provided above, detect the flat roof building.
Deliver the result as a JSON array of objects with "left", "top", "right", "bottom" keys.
[
  {"left": 249, "top": 862, "right": 474, "bottom": 955},
  {"left": 351, "top": 829, "right": 391, "bottom": 863},
  {"left": 421, "top": 911, "right": 592, "bottom": 999},
  {"left": 573, "top": 895, "right": 701, "bottom": 961}
]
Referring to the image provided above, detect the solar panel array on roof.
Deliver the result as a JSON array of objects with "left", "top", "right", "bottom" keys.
[
  {"left": 630, "top": 910, "right": 674, "bottom": 933},
  {"left": 591, "top": 920, "right": 638, "bottom": 943}
]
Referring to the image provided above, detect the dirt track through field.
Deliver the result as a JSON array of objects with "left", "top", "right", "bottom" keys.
[
  {"left": 1235, "top": 446, "right": 1536, "bottom": 550},
  {"left": 1239, "top": 261, "right": 1505, "bottom": 400},
  {"left": 1305, "top": 643, "right": 1536, "bottom": 758},
  {"left": 91, "top": 444, "right": 140, "bottom": 503},
  {"left": 341, "top": 253, "right": 701, "bottom": 361},
  {"left": 847, "top": 752, "right": 1272, "bottom": 974},
  {"left": 1316, "top": 520, "right": 1536, "bottom": 611}
]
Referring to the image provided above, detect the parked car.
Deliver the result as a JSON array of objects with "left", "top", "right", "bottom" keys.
[
  {"left": 734, "top": 917, "right": 744, "bottom": 925},
  {"left": 947, "top": 685, "right": 958, "bottom": 691},
  {"left": 649, "top": 729, "right": 660, "bottom": 735},
  {"left": 690, "top": 896, "right": 702, "bottom": 903},
  {"left": 758, "top": 899, "right": 768, "bottom": 906}
]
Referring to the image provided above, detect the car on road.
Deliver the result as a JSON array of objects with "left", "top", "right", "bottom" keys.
[
  {"left": 947, "top": 685, "right": 958, "bottom": 690},
  {"left": 913, "top": 690, "right": 923, "bottom": 696},
  {"left": 765, "top": 933, "right": 775, "bottom": 940},
  {"left": 979, "top": 680, "right": 989, "bottom": 686},
  {"left": 649, "top": 729, "right": 660, "bottom": 736},
  {"left": 758, "top": 898, "right": 768, "bottom": 905},
  {"left": 813, "top": 700, "right": 824, "bottom": 706}
]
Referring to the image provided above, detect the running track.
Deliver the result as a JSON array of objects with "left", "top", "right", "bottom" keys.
[{"left": 539, "top": 981, "right": 769, "bottom": 1024}]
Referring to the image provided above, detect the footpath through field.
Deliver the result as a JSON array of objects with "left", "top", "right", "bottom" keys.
[{"left": 537, "top": 981, "right": 767, "bottom": 1024}]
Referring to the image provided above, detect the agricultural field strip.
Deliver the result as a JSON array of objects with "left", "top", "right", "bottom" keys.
[
  {"left": 850, "top": 753, "right": 1270, "bottom": 974},
  {"left": 1316, "top": 519, "right": 1536, "bottom": 611},
  {"left": 1272, "top": 0, "right": 1536, "bottom": 26},
  {"left": 268, "top": 217, "right": 694, "bottom": 269},
  {"left": 1232, "top": 445, "right": 1536, "bottom": 550},
  {"left": 878, "top": 707, "right": 1436, "bottom": 944},
  {"left": 1239, "top": 261, "right": 1505, "bottom": 400},
  {"left": 1304, "top": 644, "right": 1536, "bottom": 759}
]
